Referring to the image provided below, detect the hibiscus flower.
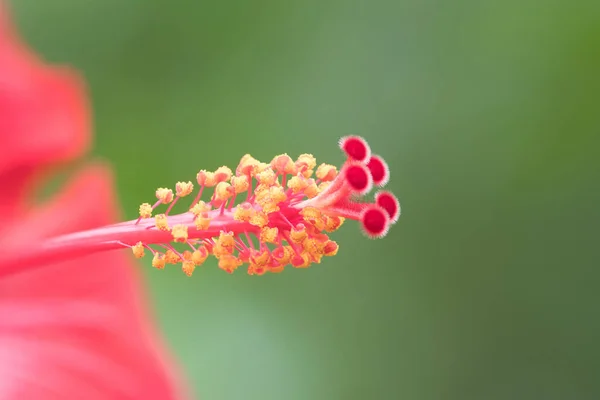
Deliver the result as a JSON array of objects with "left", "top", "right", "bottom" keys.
[
  {"left": 0, "top": 3, "right": 185, "bottom": 399},
  {"left": 0, "top": 1, "right": 401, "bottom": 398}
]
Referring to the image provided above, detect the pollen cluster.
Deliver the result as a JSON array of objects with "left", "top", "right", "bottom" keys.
[{"left": 130, "top": 136, "right": 400, "bottom": 276}]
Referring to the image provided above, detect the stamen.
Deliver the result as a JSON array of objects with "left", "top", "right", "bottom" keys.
[{"left": 22, "top": 136, "right": 399, "bottom": 278}]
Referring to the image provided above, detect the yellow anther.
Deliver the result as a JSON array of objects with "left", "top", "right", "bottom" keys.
[
  {"left": 271, "top": 154, "right": 297, "bottom": 175},
  {"left": 172, "top": 224, "right": 189, "bottom": 243},
  {"left": 287, "top": 175, "right": 309, "bottom": 193},
  {"left": 155, "top": 214, "right": 170, "bottom": 231},
  {"left": 290, "top": 224, "right": 308, "bottom": 244},
  {"left": 255, "top": 162, "right": 271, "bottom": 175},
  {"left": 303, "top": 180, "right": 319, "bottom": 198},
  {"left": 300, "top": 206, "right": 321, "bottom": 219},
  {"left": 316, "top": 163, "right": 338, "bottom": 181},
  {"left": 218, "top": 231, "right": 235, "bottom": 250},
  {"left": 194, "top": 214, "right": 211, "bottom": 230},
  {"left": 323, "top": 240, "right": 339, "bottom": 256},
  {"left": 196, "top": 170, "right": 216, "bottom": 187},
  {"left": 260, "top": 226, "right": 279, "bottom": 243},
  {"left": 152, "top": 253, "right": 166, "bottom": 269},
  {"left": 155, "top": 188, "right": 174, "bottom": 204},
  {"left": 215, "top": 181, "right": 233, "bottom": 202},
  {"left": 256, "top": 168, "right": 277, "bottom": 186},
  {"left": 164, "top": 250, "right": 180, "bottom": 264},
  {"left": 182, "top": 261, "right": 196, "bottom": 277},
  {"left": 131, "top": 242, "right": 145, "bottom": 258},
  {"left": 192, "top": 247, "right": 209, "bottom": 266},
  {"left": 218, "top": 254, "right": 242, "bottom": 274},
  {"left": 254, "top": 185, "right": 270, "bottom": 204},
  {"left": 272, "top": 246, "right": 293, "bottom": 269},
  {"left": 318, "top": 181, "right": 331, "bottom": 192},
  {"left": 249, "top": 211, "right": 269, "bottom": 227},
  {"left": 302, "top": 238, "right": 326, "bottom": 259},
  {"left": 292, "top": 252, "right": 312, "bottom": 268},
  {"left": 230, "top": 175, "right": 249, "bottom": 193},
  {"left": 252, "top": 249, "right": 271, "bottom": 266},
  {"left": 325, "top": 215, "right": 345, "bottom": 232},
  {"left": 270, "top": 186, "right": 287, "bottom": 204},
  {"left": 214, "top": 166, "right": 233, "bottom": 183},
  {"left": 213, "top": 240, "right": 233, "bottom": 257},
  {"left": 233, "top": 202, "right": 255, "bottom": 222},
  {"left": 296, "top": 154, "right": 316, "bottom": 178},
  {"left": 255, "top": 186, "right": 285, "bottom": 214},
  {"left": 139, "top": 203, "right": 152, "bottom": 219},
  {"left": 190, "top": 201, "right": 211, "bottom": 216},
  {"left": 260, "top": 201, "right": 277, "bottom": 214},
  {"left": 175, "top": 181, "right": 194, "bottom": 197},
  {"left": 236, "top": 154, "right": 260, "bottom": 176},
  {"left": 301, "top": 207, "right": 325, "bottom": 230}
]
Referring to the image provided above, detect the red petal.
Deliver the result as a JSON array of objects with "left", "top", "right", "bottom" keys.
[
  {"left": 0, "top": 3, "right": 90, "bottom": 217},
  {"left": 0, "top": 166, "right": 186, "bottom": 399}
]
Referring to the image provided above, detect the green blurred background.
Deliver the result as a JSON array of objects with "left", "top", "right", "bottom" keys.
[{"left": 13, "top": 0, "right": 599, "bottom": 399}]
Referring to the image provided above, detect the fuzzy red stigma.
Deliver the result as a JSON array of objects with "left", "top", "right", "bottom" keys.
[
  {"left": 361, "top": 205, "right": 390, "bottom": 238},
  {"left": 339, "top": 135, "right": 371, "bottom": 162},
  {"left": 375, "top": 191, "right": 400, "bottom": 223},
  {"left": 367, "top": 155, "right": 390, "bottom": 187},
  {"left": 345, "top": 163, "right": 373, "bottom": 195}
]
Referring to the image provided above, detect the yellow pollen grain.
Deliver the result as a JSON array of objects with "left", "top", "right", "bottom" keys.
[
  {"left": 218, "top": 254, "right": 242, "bottom": 274},
  {"left": 318, "top": 181, "right": 331, "bottom": 192},
  {"left": 192, "top": 247, "right": 209, "bottom": 266},
  {"left": 252, "top": 249, "right": 271, "bottom": 266},
  {"left": 172, "top": 224, "right": 189, "bottom": 242},
  {"left": 214, "top": 166, "right": 233, "bottom": 183},
  {"left": 131, "top": 242, "right": 145, "bottom": 258},
  {"left": 257, "top": 169, "right": 277, "bottom": 186},
  {"left": 139, "top": 203, "right": 152, "bottom": 219},
  {"left": 316, "top": 163, "right": 338, "bottom": 181},
  {"left": 230, "top": 175, "right": 249, "bottom": 193},
  {"left": 287, "top": 175, "right": 309, "bottom": 193},
  {"left": 261, "top": 200, "right": 280, "bottom": 214},
  {"left": 194, "top": 214, "right": 211, "bottom": 230},
  {"left": 296, "top": 154, "right": 317, "bottom": 178},
  {"left": 215, "top": 181, "right": 233, "bottom": 201},
  {"left": 325, "top": 215, "right": 345, "bottom": 232},
  {"left": 275, "top": 246, "right": 294, "bottom": 265},
  {"left": 303, "top": 180, "right": 319, "bottom": 198},
  {"left": 218, "top": 231, "right": 235, "bottom": 249},
  {"left": 254, "top": 162, "right": 271, "bottom": 176},
  {"left": 164, "top": 250, "right": 180, "bottom": 264},
  {"left": 301, "top": 207, "right": 325, "bottom": 230},
  {"left": 323, "top": 240, "right": 339, "bottom": 256},
  {"left": 293, "top": 252, "right": 312, "bottom": 268},
  {"left": 152, "top": 253, "right": 166, "bottom": 269},
  {"left": 155, "top": 214, "right": 170, "bottom": 231},
  {"left": 260, "top": 226, "right": 279, "bottom": 243},
  {"left": 190, "top": 201, "right": 211, "bottom": 216},
  {"left": 270, "top": 154, "right": 297, "bottom": 175},
  {"left": 176, "top": 181, "right": 194, "bottom": 197},
  {"left": 249, "top": 211, "right": 269, "bottom": 227},
  {"left": 290, "top": 224, "right": 308, "bottom": 244},
  {"left": 155, "top": 188, "right": 174, "bottom": 204},
  {"left": 233, "top": 202, "right": 255, "bottom": 222},
  {"left": 236, "top": 154, "right": 260, "bottom": 176},
  {"left": 270, "top": 186, "right": 287, "bottom": 203},
  {"left": 182, "top": 261, "right": 196, "bottom": 277},
  {"left": 197, "top": 170, "right": 216, "bottom": 187}
]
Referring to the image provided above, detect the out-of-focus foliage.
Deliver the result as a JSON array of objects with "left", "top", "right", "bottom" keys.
[{"left": 14, "top": 0, "right": 599, "bottom": 399}]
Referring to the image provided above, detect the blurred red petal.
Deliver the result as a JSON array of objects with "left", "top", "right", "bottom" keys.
[
  {"left": 0, "top": 3, "right": 185, "bottom": 399},
  {"left": 0, "top": 3, "right": 90, "bottom": 217},
  {"left": 0, "top": 166, "right": 186, "bottom": 399}
]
